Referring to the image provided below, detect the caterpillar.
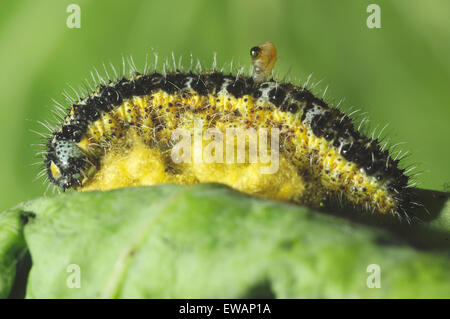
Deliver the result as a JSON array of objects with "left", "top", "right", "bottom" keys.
[{"left": 40, "top": 42, "right": 416, "bottom": 219}]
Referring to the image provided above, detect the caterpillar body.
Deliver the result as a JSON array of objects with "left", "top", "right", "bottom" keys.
[{"left": 42, "top": 43, "right": 415, "bottom": 218}]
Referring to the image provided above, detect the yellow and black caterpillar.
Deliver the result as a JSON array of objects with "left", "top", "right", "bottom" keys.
[{"left": 42, "top": 42, "right": 414, "bottom": 218}]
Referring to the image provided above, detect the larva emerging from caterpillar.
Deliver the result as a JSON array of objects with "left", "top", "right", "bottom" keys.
[
  {"left": 38, "top": 42, "right": 418, "bottom": 220},
  {"left": 251, "top": 41, "right": 277, "bottom": 83}
]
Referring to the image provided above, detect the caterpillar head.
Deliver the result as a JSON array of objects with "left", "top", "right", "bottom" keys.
[{"left": 45, "top": 139, "right": 89, "bottom": 190}]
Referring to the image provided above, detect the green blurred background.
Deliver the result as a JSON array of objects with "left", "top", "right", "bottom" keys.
[{"left": 0, "top": 0, "right": 448, "bottom": 212}]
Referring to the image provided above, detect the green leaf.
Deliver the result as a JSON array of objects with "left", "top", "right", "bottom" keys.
[
  {"left": 0, "top": 208, "right": 28, "bottom": 298},
  {"left": 1, "top": 184, "right": 449, "bottom": 298}
]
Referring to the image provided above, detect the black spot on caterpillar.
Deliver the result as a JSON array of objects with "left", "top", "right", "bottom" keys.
[{"left": 38, "top": 43, "right": 418, "bottom": 220}]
